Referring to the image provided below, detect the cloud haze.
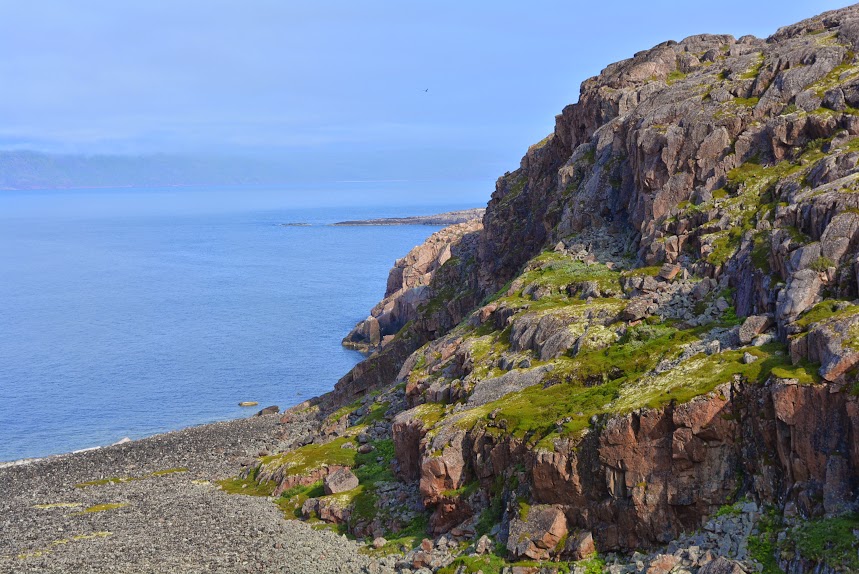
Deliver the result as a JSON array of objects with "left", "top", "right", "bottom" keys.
[{"left": 0, "top": 0, "right": 848, "bottom": 183}]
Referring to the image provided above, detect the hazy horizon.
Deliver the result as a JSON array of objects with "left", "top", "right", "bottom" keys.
[{"left": 0, "top": 1, "right": 849, "bottom": 187}]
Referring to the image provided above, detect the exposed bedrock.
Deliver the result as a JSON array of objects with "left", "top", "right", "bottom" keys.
[{"left": 393, "top": 380, "right": 859, "bottom": 556}]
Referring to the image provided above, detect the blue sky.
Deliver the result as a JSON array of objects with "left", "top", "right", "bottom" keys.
[{"left": 0, "top": 1, "right": 850, "bottom": 183}]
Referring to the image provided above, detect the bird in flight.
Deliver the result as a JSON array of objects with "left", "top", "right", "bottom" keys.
[{"left": 424, "top": 88, "right": 428, "bottom": 92}]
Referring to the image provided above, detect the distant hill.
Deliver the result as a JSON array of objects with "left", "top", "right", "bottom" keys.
[{"left": 0, "top": 151, "right": 277, "bottom": 189}]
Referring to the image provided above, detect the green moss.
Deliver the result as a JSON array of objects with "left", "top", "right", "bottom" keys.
[
  {"left": 620, "top": 266, "right": 661, "bottom": 278},
  {"left": 734, "top": 96, "right": 760, "bottom": 107},
  {"left": 217, "top": 475, "right": 278, "bottom": 497},
  {"left": 784, "top": 513, "right": 859, "bottom": 571},
  {"left": 74, "top": 503, "right": 129, "bottom": 515},
  {"left": 666, "top": 70, "right": 687, "bottom": 85},
  {"left": 74, "top": 477, "right": 135, "bottom": 488},
  {"left": 770, "top": 359, "right": 820, "bottom": 384},
  {"left": 715, "top": 501, "right": 743, "bottom": 517},
  {"left": 794, "top": 300, "right": 859, "bottom": 329},
  {"left": 739, "top": 53, "right": 765, "bottom": 80},
  {"left": 809, "top": 256, "right": 835, "bottom": 272},
  {"left": 437, "top": 554, "right": 508, "bottom": 574},
  {"left": 442, "top": 480, "right": 480, "bottom": 498},
  {"left": 276, "top": 481, "right": 325, "bottom": 518},
  {"left": 517, "top": 499, "right": 531, "bottom": 521},
  {"left": 259, "top": 437, "right": 358, "bottom": 477},
  {"left": 580, "top": 555, "right": 607, "bottom": 574},
  {"left": 515, "top": 251, "right": 622, "bottom": 295},
  {"left": 812, "top": 51, "right": 859, "bottom": 97},
  {"left": 412, "top": 402, "right": 446, "bottom": 430},
  {"left": 751, "top": 232, "right": 772, "bottom": 271}
]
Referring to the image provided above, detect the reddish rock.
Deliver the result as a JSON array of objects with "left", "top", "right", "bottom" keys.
[
  {"left": 506, "top": 504, "right": 568, "bottom": 560},
  {"left": 563, "top": 530, "right": 595, "bottom": 560},
  {"left": 647, "top": 554, "right": 679, "bottom": 574},
  {"left": 658, "top": 263, "right": 681, "bottom": 281}
]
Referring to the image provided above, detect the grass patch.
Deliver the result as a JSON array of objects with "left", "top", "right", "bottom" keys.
[
  {"left": 217, "top": 475, "right": 278, "bottom": 497},
  {"left": 275, "top": 481, "right": 325, "bottom": 518},
  {"left": 259, "top": 437, "right": 358, "bottom": 477},
  {"left": 795, "top": 300, "right": 859, "bottom": 329},
  {"left": 75, "top": 477, "right": 137, "bottom": 488},
  {"left": 784, "top": 513, "right": 859, "bottom": 571},
  {"left": 73, "top": 503, "right": 129, "bottom": 515}
]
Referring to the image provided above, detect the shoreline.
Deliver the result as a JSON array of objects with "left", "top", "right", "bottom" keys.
[{"left": 0, "top": 408, "right": 374, "bottom": 573}]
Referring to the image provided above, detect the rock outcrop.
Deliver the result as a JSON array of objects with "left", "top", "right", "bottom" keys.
[
  {"left": 342, "top": 219, "right": 482, "bottom": 354},
  {"left": 248, "top": 6, "right": 859, "bottom": 573}
]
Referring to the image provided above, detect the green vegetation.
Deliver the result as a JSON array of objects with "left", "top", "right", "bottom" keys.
[
  {"left": 517, "top": 499, "right": 531, "bottom": 521},
  {"left": 812, "top": 51, "right": 859, "bottom": 97},
  {"left": 437, "top": 554, "right": 507, "bottom": 574},
  {"left": 748, "top": 508, "right": 784, "bottom": 574},
  {"left": 794, "top": 300, "right": 859, "bottom": 329},
  {"left": 734, "top": 96, "right": 760, "bottom": 107},
  {"left": 785, "top": 513, "right": 859, "bottom": 571},
  {"left": 770, "top": 358, "right": 820, "bottom": 384},
  {"left": 809, "top": 256, "right": 835, "bottom": 272},
  {"left": 739, "top": 53, "right": 765, "bottom": 80},
  {"left": 516, "top": 251, "right": 622, "bottom": 295},
  {"left": 457, "top": 309, "right": 803, "bottom": 448},
  {"left": 580, "top": 555, "right": 607, "bottom": 574},
  {"left": 74, "top": 503, "right": 129, "bottom": 515},
  {"left": 715, "top": 501, "right": 743, "bottom": 517},
  {"left": 666, "top": 70, "right": 687, "bottom": 85},
  {"left": 218, "top": 473, "right": 277, "bottom": 497},
  {"left": 259, "top": 437, "right": 358, "bottom": 477},
  {"left": 275, "top": 481, "right": 325, "bottom": 517},
  {"left": 75, "top": 477, "right": 136, "bottom": 488}
]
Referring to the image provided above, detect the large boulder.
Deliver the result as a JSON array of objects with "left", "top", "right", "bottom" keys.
[
  {"left": 323, "top": 468, "right": 359, "bottom": 495},
  {"left": 506, "top": 504, "right": 568, "bottom": 561}
]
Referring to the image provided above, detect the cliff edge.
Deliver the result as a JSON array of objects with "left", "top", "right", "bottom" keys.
[{"left": 236, "top": 6, "right": 859, "bottom": 573}]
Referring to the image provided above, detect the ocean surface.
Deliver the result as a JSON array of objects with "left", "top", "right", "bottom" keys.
[{"left": 0, "top": 183, "right": 484, "bottom": 461}]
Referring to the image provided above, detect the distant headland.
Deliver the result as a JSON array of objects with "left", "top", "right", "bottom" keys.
[{"left": 332, "top": 208, "right": 484, "bottom": 226}]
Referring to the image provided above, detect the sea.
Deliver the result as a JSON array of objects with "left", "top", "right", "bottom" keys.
[{"left": 0, "top": 182, "right": 485, "bottom": 462}]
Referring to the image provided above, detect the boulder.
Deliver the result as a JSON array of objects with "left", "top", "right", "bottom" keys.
[
  {"left": 658, "top": 263, "right": 681, "bottom": 281},
  {"left": 563, "top": 530, "right": 595, "bottom": 560},
  {"left": 506, "top": 504, "right": 568, "bottom": 561},
  {"left": 738, "top": 315, "right": 773, "bottom": 345},
  {"left": 698, "top": 557, "right": 746, "bottom": 574},
  {"left": 255, "top": 405, "right": 280, "bottom": 416},
  {"left": 323, "top": 468, "right": 359, "bottom": 495}
]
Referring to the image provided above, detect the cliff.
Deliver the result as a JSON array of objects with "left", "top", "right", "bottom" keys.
[{"left": 237, "top": 6, "right": 859, "bottom": 573}]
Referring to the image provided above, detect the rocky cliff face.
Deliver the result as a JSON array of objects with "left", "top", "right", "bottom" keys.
[{"left": 246, "top": 6, "right": 859, "bottom": 573}]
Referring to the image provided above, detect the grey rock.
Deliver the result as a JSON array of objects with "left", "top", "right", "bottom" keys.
[{"left": 324, "top": 468, "right": 360, "bottom": 495}]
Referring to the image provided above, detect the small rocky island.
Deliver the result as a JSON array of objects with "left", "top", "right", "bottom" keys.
[
  {"left": 332, "top": 208, "right": 485, "bottom": 226},
  {"left": 5, "top": 5, "right": 859, "bottom": 573}
]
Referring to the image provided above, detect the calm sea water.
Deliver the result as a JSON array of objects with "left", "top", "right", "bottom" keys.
[{"left": 0, "top": 183, "right": 483, "bottom": 461}]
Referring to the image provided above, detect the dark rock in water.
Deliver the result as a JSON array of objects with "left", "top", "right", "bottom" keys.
[{"left": 254, "top": 405, "right": 279, "bottom": 417}]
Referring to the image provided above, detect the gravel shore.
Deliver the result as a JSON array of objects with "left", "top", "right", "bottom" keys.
[{"left": 0, "top": 414, "right": 374, "bottom": 574}]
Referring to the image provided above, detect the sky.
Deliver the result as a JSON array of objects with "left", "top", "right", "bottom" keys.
[{"left": 0, "top": 0, "right": 851, "bottom": 184}]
